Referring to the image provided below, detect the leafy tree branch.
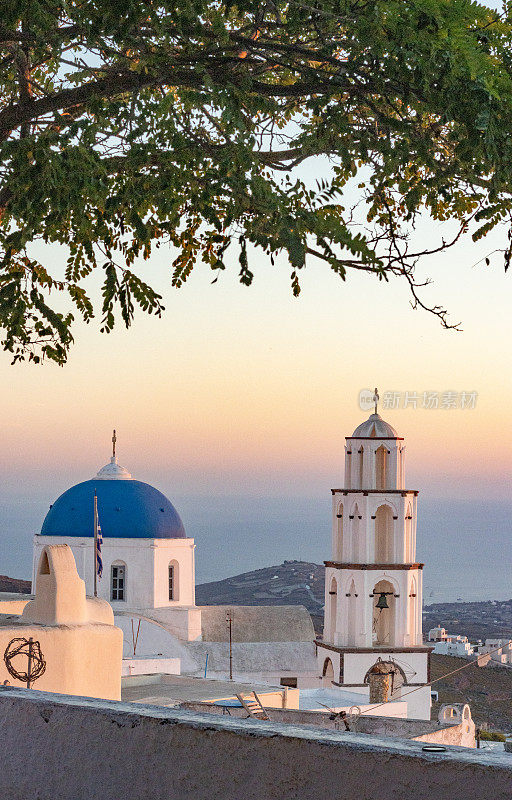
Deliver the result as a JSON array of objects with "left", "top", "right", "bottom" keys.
[{"left": 1, "top": 0, "right": 512, "bottom": 362}]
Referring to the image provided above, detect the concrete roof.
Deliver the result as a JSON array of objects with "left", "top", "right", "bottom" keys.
[
  {"left": 121, "top": 674, "right": 281, "bottom": 706},
  {"left": 299, "top": 688, "right": 373, "bottom": 710}
]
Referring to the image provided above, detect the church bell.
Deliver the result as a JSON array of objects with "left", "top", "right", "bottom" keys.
[{"left": 375, "top": 592, "right": 389, "bottom": 611}]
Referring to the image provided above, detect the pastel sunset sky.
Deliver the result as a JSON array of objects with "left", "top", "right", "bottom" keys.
[{"left": 0, "top": 213, "right": 509, "bottom": 504}]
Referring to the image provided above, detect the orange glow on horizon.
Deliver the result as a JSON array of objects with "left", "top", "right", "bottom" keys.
[{"left": 0, "top": 232, "right": 509, "bottom": 503}]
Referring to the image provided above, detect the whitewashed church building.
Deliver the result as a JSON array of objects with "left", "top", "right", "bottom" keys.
[
  {"left": 32, "top": 413, "right": 434, "bottom": 713},
  {"left": 32, "top": 435, "right": 317, "bottom": 685},
  {"left": 317, "top": 407, "right": 432, "bottom": 720},
  {"left": 33, "top": 436, "right": 201, "bottom": 640}
]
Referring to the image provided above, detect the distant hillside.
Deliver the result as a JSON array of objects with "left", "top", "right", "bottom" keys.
[
  {"left": 423, "top": 599, "right": 512, "bottom": 642},
  {"left": 197, "top": 562, "right": 512, "bottom": 641},
  {"left": 0, "top": 575, "right": 31, "bottom": 594},
  {"left": 196, "top": 560, "right": 325, "bottom": 630},
  {"left": 431, "top": 653, "right": 512, "bottom": 732}
]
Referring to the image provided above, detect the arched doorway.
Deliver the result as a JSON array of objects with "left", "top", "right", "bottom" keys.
[
  {"left": 372, "top": 579, "right": 396, "bottom": 646},
  {"left": 375, "top": 505, "right": 394, "bottom": 563},
  {"left": 322, "top": 657, "right": 334, "bottom": 687}
]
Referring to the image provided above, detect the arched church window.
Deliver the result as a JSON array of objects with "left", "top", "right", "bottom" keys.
[
  {"left": 168, "top": 561, "right": 179, "bottom": 601},
  {"left": 347, "top": 579, "right": 357, "bottom": 646},
  {"left": 352, "top": 503, "right": 363, "bottom": 561},
  {"left": 375, "top": 505, "right": 394, "bottom": 563},
  {"left": 409, "top": 577, "right": 417, "bottom": 645},
  {"left": 111, "top": 563, "right": 126, "bottom": 601},
  {"left": 375, "top": 445, "right": 387, "bottom": 490}
]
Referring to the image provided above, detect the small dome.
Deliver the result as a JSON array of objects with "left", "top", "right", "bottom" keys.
[
  {"left": 351, "top": 413, "right": 398, "bottom": 439},
  {"left": 96, "top": 456, "right": 132, "bottom": 480},
  {"left": 40, "top": 479, "right": 186, "bottom": 539}
]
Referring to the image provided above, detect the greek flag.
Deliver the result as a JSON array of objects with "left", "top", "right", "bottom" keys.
[{"left": 96, "top": 522, "right": 103, "bottom": 579}]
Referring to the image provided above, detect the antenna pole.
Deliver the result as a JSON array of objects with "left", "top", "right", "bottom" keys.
[
  {"left": 93, "top": 490, "right": 98, "bottom": 598},
  {"left": 226, "top": 611, "right": 233, "bottom": 680}
]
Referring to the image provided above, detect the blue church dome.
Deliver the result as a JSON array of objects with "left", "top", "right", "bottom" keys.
[{"left": 41, "top": 469, "right": 186, "bottom": 540}]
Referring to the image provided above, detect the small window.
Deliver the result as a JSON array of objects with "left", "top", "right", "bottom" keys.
[
  {"left": 169, "top": 564, "right": 175, "bottom": 601},
  {"left": 111, "top": 564, "right": 125, "bottom": 601},
  {"left": 168, "top": 560, "right": 179, "bottom": 602}
]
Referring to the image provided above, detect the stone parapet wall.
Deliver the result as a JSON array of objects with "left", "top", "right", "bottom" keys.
[
  {"left": 181, "top": 702, "right": 474, "bottom": 747},
  {"left": 0, "top": 688, "right": 503, "bottom": 800}
]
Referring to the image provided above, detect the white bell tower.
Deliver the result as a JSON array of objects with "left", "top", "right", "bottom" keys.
[{"left": 317, "top": 397, "right": 432, "bottom": 720}]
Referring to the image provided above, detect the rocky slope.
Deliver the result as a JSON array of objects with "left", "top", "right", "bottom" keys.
[
  {"left": 196, "top": 560, "right": 324, "bottom": 611},
  {"left": 431, "top": 653, "right": 512, "bottom": 732},
  {"left": 0, "top": 575, "right": 31, "bottom": 594}
]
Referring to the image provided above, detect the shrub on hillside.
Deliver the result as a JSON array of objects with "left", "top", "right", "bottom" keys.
[{"left": 479, "top": 731, "right": 506, "bottom": 742}]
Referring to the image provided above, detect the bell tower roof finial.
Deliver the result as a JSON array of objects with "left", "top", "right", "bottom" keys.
[
  {"left": 373, "top": 387, "right": 379, "bottom": 415},
  {"left": 112, "top": 429, "right": 117, "bottom": 460}
]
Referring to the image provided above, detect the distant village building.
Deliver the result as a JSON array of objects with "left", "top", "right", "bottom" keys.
[
  {"left": 428, "top": 626, "right": 449, "bottom": 642},
  {"left": 316, "top": 407, "right": 432, "bottom": 720},
  {"left": 432, "top": 639, "right": 474, "bottom": 657},
  {"left": 428, "top": 626, "right": 474, "bottom": 657},
  {"left": 479, "top": 639, "right": 512, "bottom": 665}
]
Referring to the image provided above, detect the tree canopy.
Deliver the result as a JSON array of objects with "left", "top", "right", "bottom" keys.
[{"left": 1, "top": 0, "right": 512, "bottom": 362}]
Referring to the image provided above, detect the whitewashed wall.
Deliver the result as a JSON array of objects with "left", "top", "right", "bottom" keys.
[{"left": 33, "top": 535, "right": 196, "bottom": 610}]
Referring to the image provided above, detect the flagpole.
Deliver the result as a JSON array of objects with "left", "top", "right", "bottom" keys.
[{"left": 93, "top": 490, "right": 98, "bottom": 598}]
